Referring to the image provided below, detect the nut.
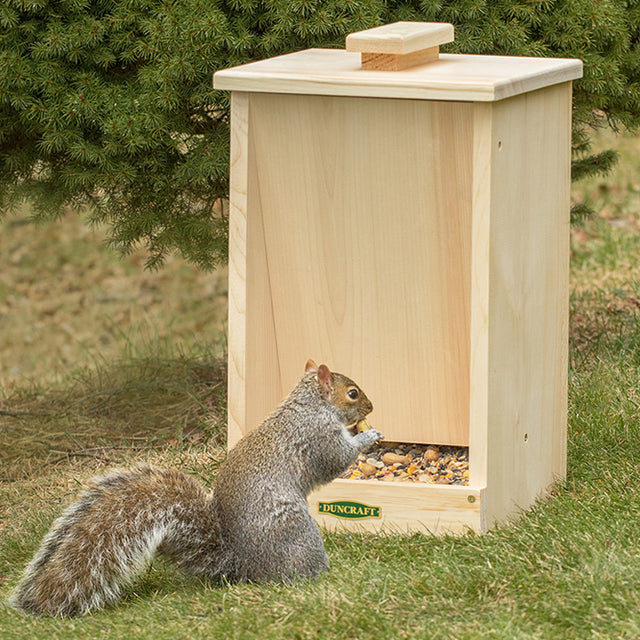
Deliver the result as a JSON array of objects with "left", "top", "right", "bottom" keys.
[
  {"left": 381, "top": 452, "right": 409, "bottom": 466},
  {"left": 359, "top": 462, "right": 378, "bottom": 477},
  {"left": 423, "top": 446, "right": 440, "bottom": 462}
]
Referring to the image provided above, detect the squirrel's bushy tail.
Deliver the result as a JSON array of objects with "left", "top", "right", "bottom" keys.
[{"left": 8, "top": 465, "right": 220, "bottom": 617}]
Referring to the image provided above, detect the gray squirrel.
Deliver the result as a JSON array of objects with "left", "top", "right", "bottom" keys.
[{"left": 8, "top": 360, "right": 382, "bottom": 617}]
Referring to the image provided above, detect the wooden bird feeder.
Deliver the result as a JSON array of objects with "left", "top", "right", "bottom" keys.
[{"left": 213, "top": 22, "right": 583, "bottom": 533}]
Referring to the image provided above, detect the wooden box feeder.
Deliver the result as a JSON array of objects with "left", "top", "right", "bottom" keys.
[{"left": 213, "top": 22, "right": 583, "bottom": 534}]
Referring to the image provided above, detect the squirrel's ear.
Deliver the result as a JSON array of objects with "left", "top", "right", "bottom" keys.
[
  {"left": 305, "top": 359, "right": 318, "bottom": 374},
  {"left": 316, "top": 364, "right": 333, "bottom": 397}
]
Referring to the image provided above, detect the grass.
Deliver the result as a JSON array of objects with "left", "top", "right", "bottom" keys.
[
  {"left": 2, "top": 129, "right": 640, "bottom": 638},
  {"left": 0, "top": 208, "right": 228, "bottom": 389},
  {"left": 0, "top": 349, "right": 228, "bottom": 481}
]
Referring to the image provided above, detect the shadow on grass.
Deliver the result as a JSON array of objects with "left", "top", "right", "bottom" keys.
[{"left": 0, "top": 354, "right": 227, "bottom": 481}]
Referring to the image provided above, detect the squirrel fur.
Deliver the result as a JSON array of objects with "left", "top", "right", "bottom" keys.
[{"left": 8, "top": 360, "right": 381, "bottom": 617}]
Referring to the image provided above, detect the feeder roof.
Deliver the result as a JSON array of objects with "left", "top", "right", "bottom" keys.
[{"left": 214, "top": 48, "right": 583, "bottom": 103}]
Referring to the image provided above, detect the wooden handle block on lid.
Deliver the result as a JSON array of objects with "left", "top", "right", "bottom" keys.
[{"left": 346, "top": 21, "right": 454, "bottom": 71}]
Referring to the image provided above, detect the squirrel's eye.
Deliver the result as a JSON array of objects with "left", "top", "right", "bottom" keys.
[{"left": 347, "top": 388, "right": 359, "bottom": 400}]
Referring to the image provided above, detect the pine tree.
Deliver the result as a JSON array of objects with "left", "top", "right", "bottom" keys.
[{"left": 1, "top": 0, "right": 638, "bottom": 268}]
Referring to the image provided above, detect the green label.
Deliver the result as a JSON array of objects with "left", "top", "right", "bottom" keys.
[{"left": 318, "top": 500, "right": 381, "bottom": 520}]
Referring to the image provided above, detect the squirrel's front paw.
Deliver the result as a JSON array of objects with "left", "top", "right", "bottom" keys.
[{"left": 357, "top": 427, "right": 383, "bottom": 448}]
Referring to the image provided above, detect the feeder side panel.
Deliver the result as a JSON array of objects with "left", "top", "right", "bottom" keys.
[
  {"left": 228, "top": 92, "right": 289, "bottom": 448},
  {"left": 227, "top": 92, "right": 250, "bottom": 449},
  {"left": 481, "top": 82, "right": 572, "bottom": 526}
]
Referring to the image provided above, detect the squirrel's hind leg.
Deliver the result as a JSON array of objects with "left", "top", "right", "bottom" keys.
[{"left": 233, "top": 508, "right": 329, "bottom": 585}]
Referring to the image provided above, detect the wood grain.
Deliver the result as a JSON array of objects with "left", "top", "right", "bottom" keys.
[
  {"left": 469, "top": 83, "right": 572, "bottom": 525},
  {"left": 226, "top": 92, "right": 249, "bottom": 450},
  {"left": 232, "top": 92, "right": 473, "bottom": 446},
  {"left": 309, "top": 480, "right": 483, "bottom": 534},
  {"left": 345, "top": 21, "right": 454, "bottom": 55},
  {"left": 360, "top": 47, "right": 439, "bottom": 71},
  {"left": 214, "top": 49, "right": 583, "bottom": 103}
]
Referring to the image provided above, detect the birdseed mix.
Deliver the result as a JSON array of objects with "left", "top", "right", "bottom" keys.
[{"left": 340, "top": 442, "right": 469, "bottom": 485}]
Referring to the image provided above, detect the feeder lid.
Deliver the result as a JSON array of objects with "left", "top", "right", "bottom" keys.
[{"left": 214, "top": 22, "right": 583, "bottom": 102}]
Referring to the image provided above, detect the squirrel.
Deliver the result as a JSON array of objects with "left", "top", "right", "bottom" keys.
[{"left": 8, "top": 359, "right": 382, "bottom": 617}]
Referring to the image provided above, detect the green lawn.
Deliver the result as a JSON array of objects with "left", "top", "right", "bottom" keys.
[{"left": 2, "top": 130, "right": 640, "bottom": 638}]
